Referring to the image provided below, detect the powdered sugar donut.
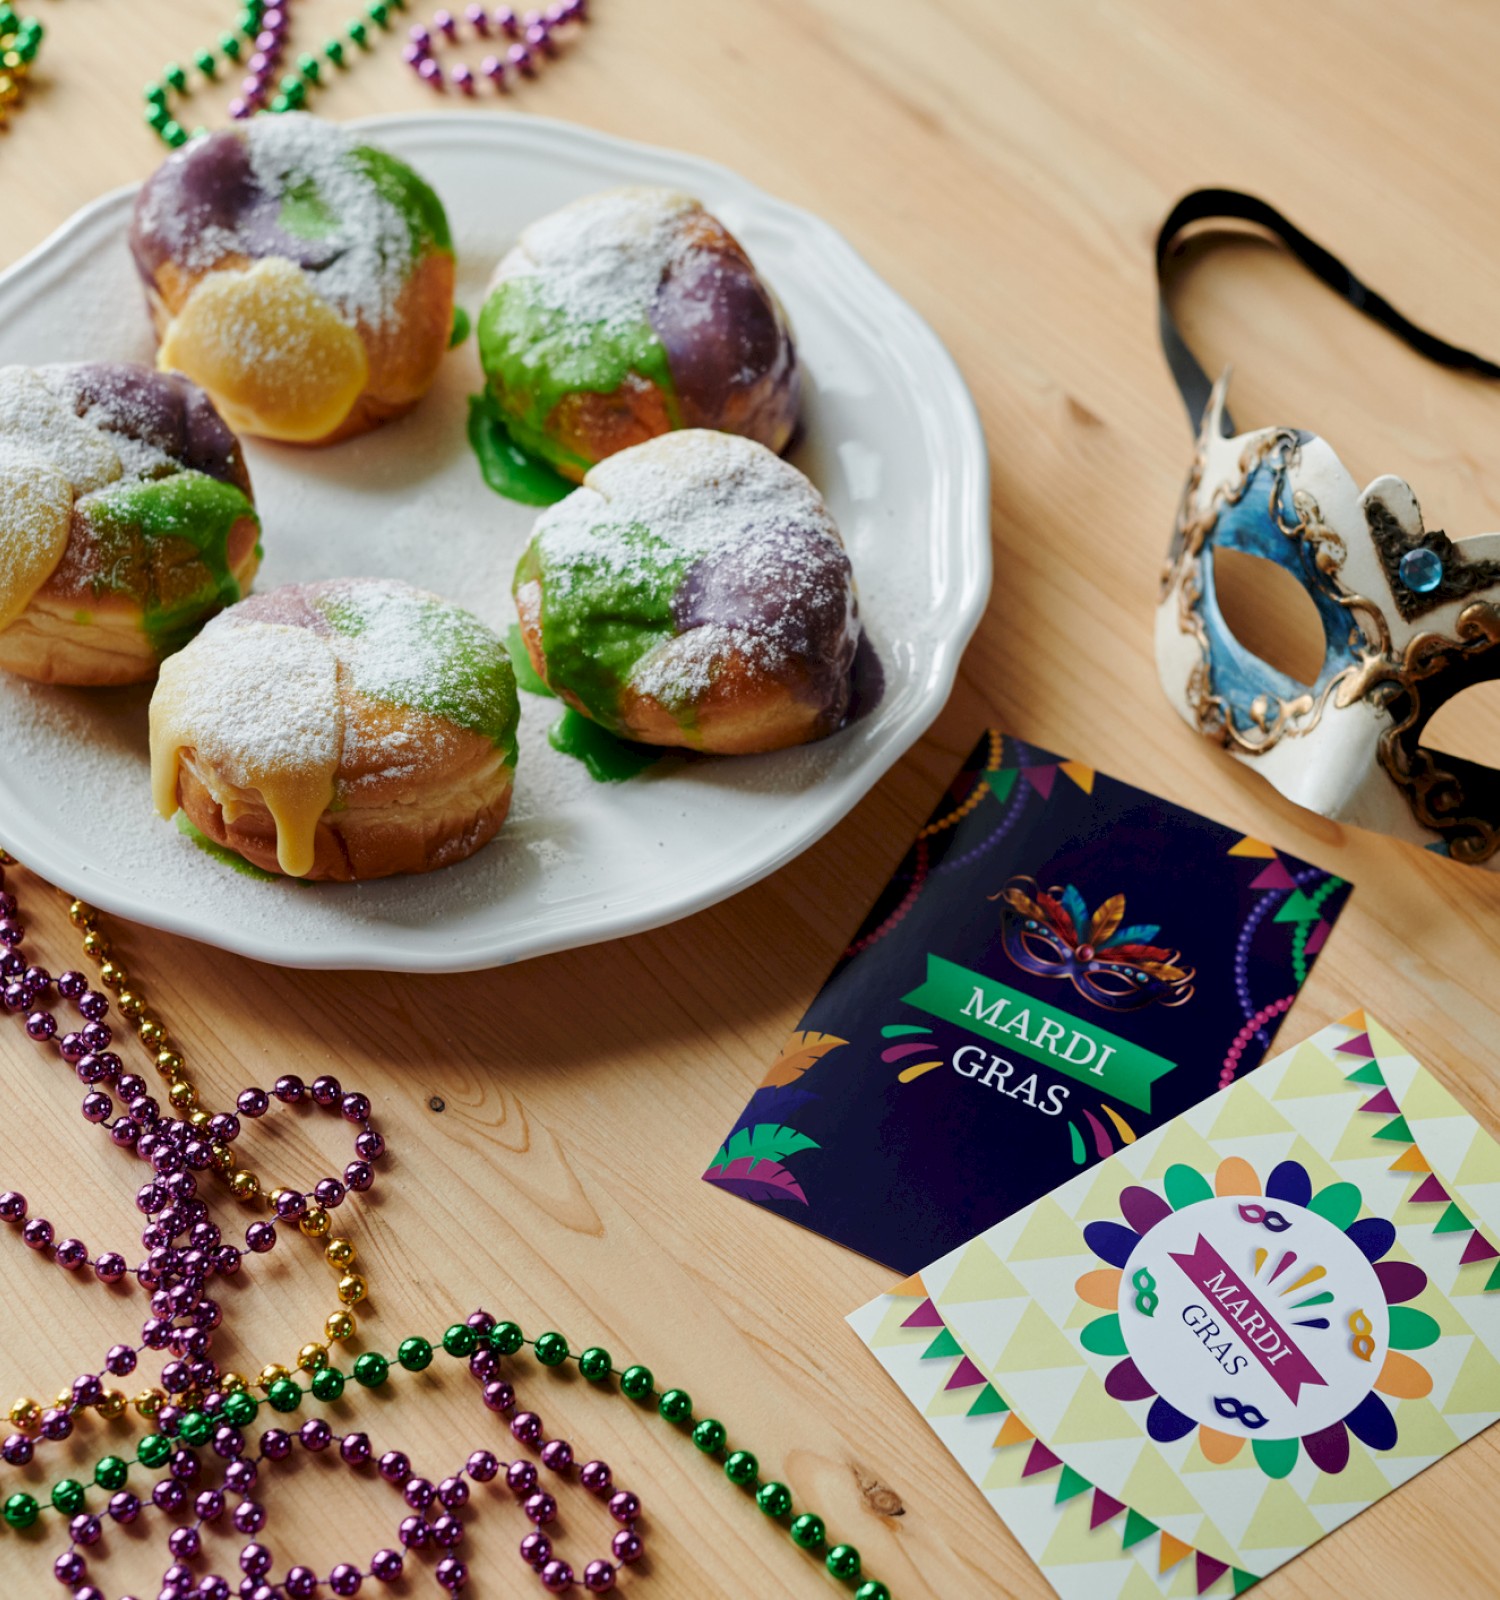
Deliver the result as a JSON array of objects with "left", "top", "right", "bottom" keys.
[
  {"left": 130, "top": 114, "right": 455, "bottom": 446},
  {"left": 513, "top": 431, "right": 858, "bottom": 754},
  {"left": 150, "top": 579, "right": 520, "bottom": 881},
  {"left": 0, "top": 362, "right": 260, "bottom": 686},
  {"left": 478, "top": 188, "right": 800, "bottom": 482}
]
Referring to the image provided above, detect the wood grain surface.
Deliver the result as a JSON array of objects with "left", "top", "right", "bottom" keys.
[{"left": 4, "top": 2, "right": 1500, "bottom": 1596}]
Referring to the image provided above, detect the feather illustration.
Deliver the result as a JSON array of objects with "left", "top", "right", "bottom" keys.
[
  {"left": 1085, "top": 894, "right": 1126, "bottom": 947},
  {"left": 1101, "top": 923, "right": 1160, "bottom": 948},
  {"left": 707, "top": 1124, "right": 820, "bottom": 1171},
  {"left": 1035, "top": 891, "right": 1077, "bottom": 941},
  {"left": 1060, "top": 885, "right": 1090, "bottom": 939},
  {"left": 760, "top": 1031, "right": 847, "bottom": 1088},
  {"left": 702, "top": 1157, "right": 809, "bottom": 1205}
]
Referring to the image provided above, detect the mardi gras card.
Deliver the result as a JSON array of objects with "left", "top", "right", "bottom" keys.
[
  {"left": 704, "top": 730, "right": 1352, "bottom": 1271},
  {"left": 850, "top": 1014, "right": 1500, "bottom": 1598}
]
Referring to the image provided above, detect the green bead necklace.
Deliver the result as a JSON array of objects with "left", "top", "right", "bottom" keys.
[
  {"left": 143, "top": 0, "right": 408, "bottom": 150},
  {"left": 3, "top": 1313, "right": 895, "bottom": 1600}
]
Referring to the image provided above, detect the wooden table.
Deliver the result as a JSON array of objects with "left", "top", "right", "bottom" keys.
[{"left": 5, "top": 2, "right": 1500, "bottom": 1595}]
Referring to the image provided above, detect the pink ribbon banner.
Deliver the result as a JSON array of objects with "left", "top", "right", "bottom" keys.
[{"left": 1169, "top": 1233, "right": 1329, "bottom": 1404}]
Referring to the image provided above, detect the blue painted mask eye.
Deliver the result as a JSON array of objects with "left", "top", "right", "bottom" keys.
[{"left": 1196, "top": 457, "right": 1364, "bottom": 742}]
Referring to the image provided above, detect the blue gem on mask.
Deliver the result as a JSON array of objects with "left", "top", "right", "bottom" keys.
[{"left": 1399, "top": 547, "right": 1444, "bottom": 594}]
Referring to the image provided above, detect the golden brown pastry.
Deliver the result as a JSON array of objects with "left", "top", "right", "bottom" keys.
[
  {"left": 129, "top": 114, "right": 456, "bottom": 446},
  {"left": 513, "top": 430, "right": 858, "bottom": 754},
  {"left": 150, "top": 579, "right": 520, "bottom": 881},
  {"left": 0, "top": 362, "right": 260, "bottom": 686},
  {"left": 478, "top": 187, "right": 800, "bottom": 482}
]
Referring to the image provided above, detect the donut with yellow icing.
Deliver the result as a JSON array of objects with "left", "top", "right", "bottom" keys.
[
  {"left": 130, "top": 114, "right": 456, "bottom": 446},
  {"left": 478, "top": 187, "right": 800, "bottom": 482},
  {"left": 513, "top": 431, "right": 858, "bottom": 754},
  {"left": 0, "top": 362, "right": 260, "bottom": 687},
  {"left": 150, "top": 579, "right": 520, "bottom": 882}
]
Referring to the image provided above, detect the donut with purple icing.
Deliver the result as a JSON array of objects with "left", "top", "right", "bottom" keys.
[
  {"left": 478, "top": 188, "right": 801, "bottom": 482},
  {"left": 129, "top": 113, "right": 455, "bottom": 446},
  {"left": 0, "top": 362, "right": 261, "bottom": 687},
  {"left": 513, "top": 430, "right": 858, "bottom": 754}
]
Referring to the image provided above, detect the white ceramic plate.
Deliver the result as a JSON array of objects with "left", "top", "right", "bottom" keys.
[{"left": 0, "top": 113, "right": 990, "bottom": 972}]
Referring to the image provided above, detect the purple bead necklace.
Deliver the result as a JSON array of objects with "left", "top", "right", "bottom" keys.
[
  {"left": 0, "top": 856, "right": 386, "bottom": 1471},
  {"left": 403, "top": 1, "right": 586, "bottom": 95},
  {"left": 0, "top": 852, "right": 896, "bottom": 1600}
]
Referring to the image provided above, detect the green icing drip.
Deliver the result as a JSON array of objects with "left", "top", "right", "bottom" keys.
[
  {"left": 475, "top": 277, "right": 678, "bottom": 475},
  {"left": 85, "top": 472, "right": 257, "bottom": 659},
  {"left": 467, "top": 392, "right": 572, "bottom": 508},
  {"left": 516, "top": 521, "right": 689, "bottom": 729},
  {"left": 174, "top": 811, "right": 289, "bottom": 883},
  {"left": 449, "top": 306, "right": 471, "bottom": 349},
  {"left": 547, "top": 709, "right": 661, "bottom": 783},
  {"left": 505, "top": 623, "right": 555, "bottom": 697},
  {"left": 317, "top": 587, "right": 519, "bottom": 761},
  {"left": 278, "top": 175, "right": 339, "bottom": 240},
  {"left": 350, "top": 144, "right": 453, "bottom": 256}
]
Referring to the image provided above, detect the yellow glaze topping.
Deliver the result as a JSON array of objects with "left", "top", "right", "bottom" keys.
[
  {"left": 158, "top": 258, "right": 370, "bottom": 444},
  {"left": 0, "top": 463, "right": 73, "bottom": 634},
  {"left": 150, "top": 620, "right": 342, "bottom": 877}
]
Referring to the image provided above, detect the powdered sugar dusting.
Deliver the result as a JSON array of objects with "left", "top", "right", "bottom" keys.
[
  {"left": 0, "top": 121, "right": 951, "bottom": 970},
  {"left": 155, "top": 618, "right": 340, "bottom": 788},
  {"left": 246, "top": 116, "right": 414, "bottom": 328},
  {"left": 139, "top": 115, "right": 417, "bottom": 330},
  {"left": 492, "top": 187, "right": 699, "bottom": 347},
  {"left": 535, "top": 430, "right": 835, "bottom": 573},
  {"left": 532, "top": 430, "right": 855, "bottom": 709},
  {"left": 0, "top": 366, "right": 126, "bottom": 492}
]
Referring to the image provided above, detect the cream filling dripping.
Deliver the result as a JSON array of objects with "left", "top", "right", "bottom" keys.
[{"left": 150, "top": 620, "right": 342, "bottom": 877}]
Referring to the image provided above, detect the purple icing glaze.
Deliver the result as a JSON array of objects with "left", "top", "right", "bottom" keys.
[
  {"left": 671, "top": 525, "right": 857, "bottom": 717},
  {"left": 649, "top": 248, "right": 799, "bottom": 431},
  {"left": 48, "top": 364, "right": 247, "bottom": 490},
  {"left": 128, "top": 129, "right": 340, "bottom": 287}
]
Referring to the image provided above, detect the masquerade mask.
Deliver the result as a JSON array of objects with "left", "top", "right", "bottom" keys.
[
  {"left": 996, "top": 877, "right": 1195, "bottom": 1012},
  {"left": 1156, "top": 189, "right": 1500, "bottom": 867}
]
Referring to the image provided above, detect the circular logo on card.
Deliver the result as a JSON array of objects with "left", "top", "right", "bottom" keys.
[{"left": 1076, "top": 1158, "right": 1436, "bottom": 1475}]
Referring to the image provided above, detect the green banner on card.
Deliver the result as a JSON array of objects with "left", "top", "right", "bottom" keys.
[{"left": 900, "top": 955, "right": 1176, "bottom": 1112}]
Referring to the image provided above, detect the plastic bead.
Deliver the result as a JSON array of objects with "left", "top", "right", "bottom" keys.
[
  {"left": 657, "top": 1388, "right": 691, "bottom": 1423},
  {"left": 534, "top": 1331, "right": 568, "bottom": 1367},
  {"left": 791, "top": 1512, "right": 826, "bottom": 1548},
  {"left": 827, "top": 1544, "right": 862, "bottom": 1580},
  {"left": 619, "top": 1364, "right": 653, "bottom": 1400}
]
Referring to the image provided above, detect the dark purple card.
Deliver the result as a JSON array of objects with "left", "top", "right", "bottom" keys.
[{"left": 703, "top": 730, "right": 1354, "bottom": 1272}]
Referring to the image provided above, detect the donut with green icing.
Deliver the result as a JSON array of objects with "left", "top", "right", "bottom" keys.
[
  {"left": 513, "top": 430, "right": 858, "bottom": 754},
  {"left": 151, "top": 578, "right": 520, "bottom": 882},
  {"left": 130, "top": 113, "right": 456, "bottom": 446},
  {"left": 478, "top": 187, "right": 800, "bottom": 482},
  {"left": 0, "top": 362, "right": 261, "bottom": 687}
]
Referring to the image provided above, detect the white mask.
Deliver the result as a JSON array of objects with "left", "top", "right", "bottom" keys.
[{"left": 1156, "top": 191, "right": 1500, "bottom": 867}]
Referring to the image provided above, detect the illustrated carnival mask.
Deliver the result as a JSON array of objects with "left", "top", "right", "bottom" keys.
[
  {"left": 1156, "top": 189, "right": 1500, "bottom": 867},
  {"left": 996, "top": 877, "right": 1195, "bottom": 1012}
]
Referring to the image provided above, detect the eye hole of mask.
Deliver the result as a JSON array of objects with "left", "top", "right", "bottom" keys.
[
  {"left": 1419, "top": 681, "right": 1500, "bottom": 768},
  {"left": 1210, "top": 547, "right": 1328, "bottom": 688}
]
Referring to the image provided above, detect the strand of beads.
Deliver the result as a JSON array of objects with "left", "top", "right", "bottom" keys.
[
  {"left": 143, "top": 0, "right": 410, "bottom": 149},
  {"left": 0, "top": 4, "right": 42, "bottom": 129},
  {"left": 20, "top": 1310, "right": 896, "bottom": 1597},
  {"left": 64, "top": 891, "right": 385, "bottom": 1403},
  {"left": 404, "top": 1, "right": 585, "bottom": 94},
  {"left": 0, "top": 863, "right": 388, "bottom": 1468}
]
